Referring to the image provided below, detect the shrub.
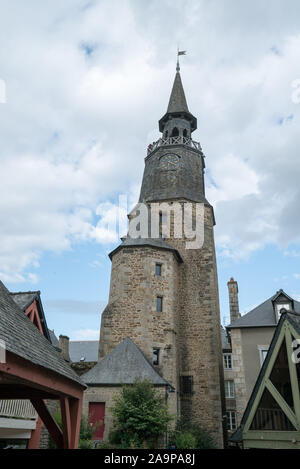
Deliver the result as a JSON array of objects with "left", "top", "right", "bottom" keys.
[
  {"left": 169, "top": 419, "right": 216, "bottom": 449},
  {"left": 78, "top": 439, "right": 94, "bottom": 449},
  {"left": 96, "top": 441, "right": 115, "bottom": 449},
  {"left": 109, "top": 378, "right": 173, "bottom": 449},
  {"left": 172, "top": 431, "right": 197, "bottom": 449}
]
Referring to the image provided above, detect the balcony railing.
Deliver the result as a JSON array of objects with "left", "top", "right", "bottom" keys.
[
  {"left": 0, "top": 400, "right": 37, "bottom": 420},
  {"left": 251, "top": 407, "right": 295, "bottom": 431},
  {"left": 147, "top": 136, "right": 202, "bottom": 155}
]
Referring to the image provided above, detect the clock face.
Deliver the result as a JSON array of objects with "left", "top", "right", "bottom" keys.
[{"left": 159, "top": 154, "right": 179, "bottom": 170}]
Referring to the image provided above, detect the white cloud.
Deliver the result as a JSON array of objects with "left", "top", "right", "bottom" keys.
[
  {"left": 1, "top": 0, "right": 300, "bottom": 279},
  {"left": 72, "top": 328, "right": 99, "bottom": 340}
]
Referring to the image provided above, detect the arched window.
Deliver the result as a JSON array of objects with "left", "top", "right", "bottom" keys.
[
  {"left": 183, "top": 129, "right": 188, "bottom": 137},
  {"left": 164, "top": 130, "right": 168, "bottom": 139},
  {"left": 171, "top": 127, "right": 179, "bottom": 137}
]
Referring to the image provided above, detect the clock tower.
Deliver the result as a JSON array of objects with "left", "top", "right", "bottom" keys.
[{"left": 98, "top": 62, "right": 225, "bottom": 447}]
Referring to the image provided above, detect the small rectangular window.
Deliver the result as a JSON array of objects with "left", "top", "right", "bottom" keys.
[
  {"left": 259, "top": 348, "right": 269, "bottom": 367},
  {"left": 223, "top": 353, "right": 232, "bottom": 370},
  {"left": 225, "top": 380, "right": 235, "bottom": 398},
  {"left": 153, "top": 348, "right": 160, "bottom": 365},
  {"left": 180, "top": 376, "right": 193, "bottom": 395},
  {"left": 156, "top": 296, "right": 163, "bottom": 312},
  {"left": 226, "top": 411, "right": 237, "bottom": 431},
  {"left": 155, "top": 263, "right": 162, "bottom": 276}
]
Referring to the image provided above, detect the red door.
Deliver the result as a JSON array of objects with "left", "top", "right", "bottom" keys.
[{"left": 89, "top": 402, "right": 105, "bottom": 440}]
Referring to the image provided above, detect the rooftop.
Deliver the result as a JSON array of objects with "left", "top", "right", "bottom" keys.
[
  {"left": 82, "top": 337, "right": 169, "bottom": 386},
  {"left": 228, "top": 289, "right": 300, "bottom": 329},
  {"left": 0, "top": 280, "right": 84, "bottom": 387}
]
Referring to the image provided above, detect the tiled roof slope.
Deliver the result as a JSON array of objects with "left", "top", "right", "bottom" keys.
[
  {"left": 0, "top": 281, "right": 85, "bottom": 387},
  {"left": 10, "top": 291, "right": 39, "bottom": 310},
  {"left": 228, "top": 290, "right": 300, "bottom": 329},
  {"left": 82, "top": 337, "right": 169, "bottom": 386}
]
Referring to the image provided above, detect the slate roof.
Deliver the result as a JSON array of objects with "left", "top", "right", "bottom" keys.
[
  {"left": 81, "top": 337, "right": 169, "bottom": 386},
  {"left": 0, "top": 281, "right": 85, "bottom": 388},
  {"left": 167, "top": 71, "right": 189, "bottom": 114},
  {"left": 48, "top": 329, "right": 59, "bottom": 347},
  {"left": 10, "top": 290, "right": 51, "bottom": 342},
  {"left": 228, "top": 289, "right": 300, "bottom": 329},
  {"left": 10, "top": 291, "right": 39, "bottom": 310},
  {"left": 109, "top": 237, "right": 183, "bottom": 263},
  {"left": 69, "top": 340, "right": 99, "bottom": 363},
  {"left": 159, "top": 71, "right": 197, "bottom": 133},
  {"left": 230, "top": 310, "right": 300, "bottom": 442}
]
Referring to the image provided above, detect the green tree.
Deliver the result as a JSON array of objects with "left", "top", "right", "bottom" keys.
[{"left": 109, "top": 378, "right": 173, "bottom": 448}]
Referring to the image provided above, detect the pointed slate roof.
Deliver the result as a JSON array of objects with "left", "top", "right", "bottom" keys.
[
  {"left": 0, "top": 280, "right": 85, "bottom": 387},
  {"left": 167, "top": 71, "right": 189, "bottom": 114},
  {"left": 228, "top": 290, "right": 300, "bottom": 329},
  {"left": 159, "top": 70, "right": 197, "bottom": 133},
  {"left": 10, "top": 290, "right": 51, "bottom": 341},
  {"left": 81, "top": 337, "right": 169, "bottom": 386},
  {"left": 10, "top": 291, "right": 39, "bottom": 310}
]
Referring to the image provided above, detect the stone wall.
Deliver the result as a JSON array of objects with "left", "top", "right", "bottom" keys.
[
  {"left": 230, "top": 328, "right": 248, "bottom": 425},
  {"left": 98, "top": 200, "right": 224, "bottom": 447},
  {"left": 99, "top": 246, "right": 180, "bottom": 421},
  {"left": 165, "top": 202, "right": 225, "bottom": 447}
]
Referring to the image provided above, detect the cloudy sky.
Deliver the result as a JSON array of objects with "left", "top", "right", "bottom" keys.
[{"left": 1, "top": 0, "right": 300, "bottom": 339}]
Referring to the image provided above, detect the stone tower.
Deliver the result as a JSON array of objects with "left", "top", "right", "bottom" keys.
[{"left": 99, "top": 62, "right": 225, "bottom": 447}]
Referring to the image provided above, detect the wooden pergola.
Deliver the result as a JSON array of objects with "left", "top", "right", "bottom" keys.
[
  {"left": 0, "top": 281, "right": 86, "bottom": 449},
  {"left": 231, "top": 311, "right": 300, "bottom": 449}
]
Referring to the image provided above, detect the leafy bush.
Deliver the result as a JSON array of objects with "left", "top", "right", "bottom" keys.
[
  {"left": 78, "top": 439, "right": 94, "bottom": 449},
  {"left": 109, "top": 378, "right": 173, "bottom": 449},
  {"left": 169, "top": 418, "right": 216, "bottom": 449},
  {"left": 96, "top": 441, "right": 115, "bottom": 449},
  {"left": 172, "top": 431, "right": 197, "bottom": 449}
]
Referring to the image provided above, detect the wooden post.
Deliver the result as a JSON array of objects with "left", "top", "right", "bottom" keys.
[
  {"left": 60, "top": 397, "right": 72, "bottom": 449},
  {"left": 28, "top": 416, "right": 43, "bottom": 449},
  {"left": 31, "top": 399, "right": 64, "bottom": 449},
  {"left": 69, "top": 397, "right": 82, "bottom": 449}
]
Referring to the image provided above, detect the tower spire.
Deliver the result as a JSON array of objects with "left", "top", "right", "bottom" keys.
[{"left": 158, "top": 50, "right": 197, "bottom": 134}]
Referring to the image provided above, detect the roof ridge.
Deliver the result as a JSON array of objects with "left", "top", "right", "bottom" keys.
[{"left": 10, "top": 291, "right": 40, "bottom": 295}]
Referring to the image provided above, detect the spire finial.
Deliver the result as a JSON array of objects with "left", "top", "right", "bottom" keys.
[{"left": 176, "top": 48, "right": 186, "bottom": 72}]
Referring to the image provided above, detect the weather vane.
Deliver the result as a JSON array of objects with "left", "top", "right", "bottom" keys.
[{"left": 176, "top": 48, "right": 187, "bottom": 72}]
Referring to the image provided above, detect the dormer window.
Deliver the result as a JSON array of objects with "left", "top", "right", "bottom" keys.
[{"left": 275, "top": 302, "right": 291, "bottom": 321}]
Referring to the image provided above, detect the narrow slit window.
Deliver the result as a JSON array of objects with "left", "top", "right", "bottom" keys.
[
  {"left": 156, "top": 296, "right": 163, "bottom": 312},
  {"left": 153, "top": 348, "right": 160, "bottom": 365},
  {"left": 155, "top": 263, "right": 162, "bottom": 276},
  {"left": 180, "top": 376, "right": 193, "bottom": 395}
]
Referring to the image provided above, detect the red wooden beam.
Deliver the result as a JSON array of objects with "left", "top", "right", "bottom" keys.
[
  {"left": 30, "top": 399, "right": 64, "bottom": 449},
  {"left": 0, "top": 351, "right": 85, "bottom": 399},
  {"left": 60, "top": 397, "right": 71, "bottom": 449},
  {"left": 69, "top": 397, "right": 82, "bottom": 449}
]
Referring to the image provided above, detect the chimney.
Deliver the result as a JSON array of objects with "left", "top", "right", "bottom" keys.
[
  {"left": 227, "top": 278, "right": 241, "bottom": 324},
  {"left": 59, "top": 335, "right": 70, "bottom": 362}
]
